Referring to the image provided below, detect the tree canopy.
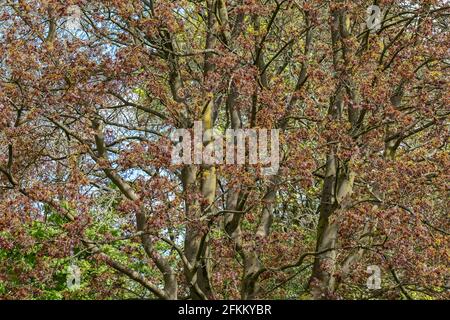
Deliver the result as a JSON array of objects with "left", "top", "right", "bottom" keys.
[{"left": 0, "top": 0, "right": 448, "bottom": 300}]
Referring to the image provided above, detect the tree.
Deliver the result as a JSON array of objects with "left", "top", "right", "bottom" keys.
[{"left": 0, "top": 0, "right": 448, "bottom": 300}]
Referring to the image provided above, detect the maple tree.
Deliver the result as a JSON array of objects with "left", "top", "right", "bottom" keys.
[{"left": 0, "top": 0, "right": 448, "bottom": 300}]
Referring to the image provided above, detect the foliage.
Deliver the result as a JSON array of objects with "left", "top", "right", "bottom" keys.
[{"left": 0, "top": 0, "right": 448, "bottom": 300}]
